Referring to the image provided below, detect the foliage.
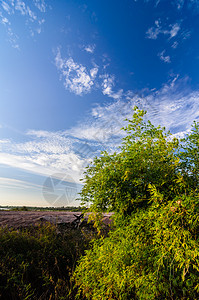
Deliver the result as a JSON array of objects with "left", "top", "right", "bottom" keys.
[
  {"left": 11, "top": 206, "right": 29, "bottom": 211},
  {"left": 179, "top": 121, "right": 199, "bottom": 191},
  {"left": 0, "top": 223, "right": 89, "bottom": 300},
  {"left": 75, "top": 192, "right": 199, "bottom": 299},
  {"left": 74, "top": 108, "right": 199, "bottom": 299},
  {"left": 80, "top": 108, "right": 181, "bottom": 216}
]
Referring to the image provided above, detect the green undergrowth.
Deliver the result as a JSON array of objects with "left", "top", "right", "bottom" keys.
[
  {"left": 0, "top": 223, "right": 90, "bottom": 300},
  {"left": 74, "top": 193, "right": 199, "bottom": 299}
]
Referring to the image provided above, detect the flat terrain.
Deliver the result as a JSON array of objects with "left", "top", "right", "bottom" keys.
[{"left": 0, "top": 211, "right": 113, "bottom": 228}]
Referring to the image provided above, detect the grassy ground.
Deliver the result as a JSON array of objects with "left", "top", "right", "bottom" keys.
[{"left": 0, "top": 223, "right": 90, "bottom": 300}]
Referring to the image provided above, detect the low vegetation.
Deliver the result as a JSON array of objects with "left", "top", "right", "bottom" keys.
[
  {"left": 0, "top": 206, "right": 84, "bottom": 212},
  {"left": 0, "top": 223, "right": 90, "bottom": 299}
]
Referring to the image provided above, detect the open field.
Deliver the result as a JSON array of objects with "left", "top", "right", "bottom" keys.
[{"left": 0, "top": 211, "right": 113, "bottom": 228}]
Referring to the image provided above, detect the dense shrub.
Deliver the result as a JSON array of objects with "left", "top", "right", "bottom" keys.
[
  {"left": 80, "top": 108, "right": 181, "bottom": 216},
  {"left": 74, "top": 108, "right": 199, "bottom": 299},
  {"left": 75, "top": 193, "right": 199, "bottom": 299}
]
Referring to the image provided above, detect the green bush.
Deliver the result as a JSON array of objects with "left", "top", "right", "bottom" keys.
[
  {"left": 75, "top": 192, "right": 199, "bottom": 299},
  {"left": 74, "top": 108, "right": 199, "bottom": 299},
  {"left": 80, "top": 108, "right": 181, "bottom": 216}
]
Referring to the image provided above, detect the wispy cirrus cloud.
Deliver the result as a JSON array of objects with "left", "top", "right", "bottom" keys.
[
  {"left": 172, "top": 41, "right": 178, "bottom": 49},
  {"left": 0, "top": 9, "right": 19, "bottom": 49},
  {"left": 0, "top": 137, "right": 87, "bottom": 183},
  {"left": 143, "top": 77, "right": 199, "bottom": 133},
  {"left": 84, "top": 44, "right": 96, "bottom": 54},
  {"left": 145, "top": 18, "right": 191, "bottom": 62},
  {"left": 33, "top": 0, "right": 47, "bottom": 13},
  {"left": 85, "top": 75, "right": 199, "bottom": 141},
  {"left": 1, "top": 16, "right": 9, "bottom": 25},
  {"left": 15, "top": 1, "right": 37, "bottom": 20},
  {"left": 0, "top": 76, "right": 198, "bottom": 184},
  {"left": 1, "top": 1, "right": 12, "bottom": 14},
  {"left": 0, "top": 0, "right": 47, "bottom": 48},
  {"left": 158, "top": 50, "right": 171, "bottom": 63},
  {"left": 175, "top": 0, "right": 184, "bottom": 10},
  {"left": 146, "top": 20, "right": 181, "bottom": 40},
  {"left": 0, "top": 177, "right": 43, "bottom": 191},
  {"left": 169, "top": 23, "right": 181, "bottom": 38},
  {"left": 101, "top": 74, "right": 124, "bottom": 100},
  {"left": 146, "top": 20, "right": 161, "bottom": 40},
  {"left": 175, "top": 0, "right": 199, "bottom": 12},
  {"left": 143, "top": 0, "right": 199, "bottom": 12}
]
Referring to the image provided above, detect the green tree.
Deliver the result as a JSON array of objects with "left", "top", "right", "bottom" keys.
[
  {"left": 74, "top": 108, "right": 199, "bottom": 299},
  {"left": 80, "top": 107, "right": 181, "bottom": 216}
]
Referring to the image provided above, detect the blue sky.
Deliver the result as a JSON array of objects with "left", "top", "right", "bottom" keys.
[{"left": 0, "top": 0, "right": 199, "bottom": 207}]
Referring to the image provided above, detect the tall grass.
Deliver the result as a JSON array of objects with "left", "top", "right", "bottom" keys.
[{"left": 0, "top": 223, "right": 89, "bottom": 299}]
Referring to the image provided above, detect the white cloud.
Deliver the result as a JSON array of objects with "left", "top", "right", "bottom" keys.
[
  {"left": 101, "top": 74, "right": 115, "bottom": 96},
  {"left": 144, "top": 0, "right": 199, "bottom": 12},
  {"left": 0, "top": 177, "right": 43, "bottom": 191},
  {"left": 1, "top": 17, "right": 9, "bottom": 24},
  {"left": 90, "top": 67, "right": 98, "bottom": 78},
  {"left": 15, "top": 0, "right": 27, "bottom": 15},
  {"left": 172, "top": 41, "right": 178, "bottom": 49},
  {"left": 0, "top": 76, "right": 199, "bottom": 185},
  {"left": 0, "top": 7, "right": 19, "bottom": 49},
  {"left": 7, "top": 26, "right": 20, "bottom": 49},
  {"left": 0, "top": 102, "right": 129, "bottom": 183},
  {"left": 0, "top": 144, "right": 86, "bottom": 184},
  {"left": 89, "top": 76, "right": 199, "bottom": 142},
  {"left": 66, "top": 77, "right": 199, "bottom": 148},
  {"left": 36, "top": 27, "right": 41, "bottom": 34},
  {"left": 27, "top": 129, "right": 57, "bottom": 138},
  {"left": 27, "top": 6, "right": 37, "bottom": 21},
  {"left": 68, "top": 124, "right": 118, "bottom": 142},
  {"left": 54, "top": 49, "right": 124, "bottom": 100},
  {"left": 169, "top": 23, "right": 180, "bottom": 38},
  {"left": 181, "top": 30, "right": 191, "bottom": 40},
  {"left": 14, "top": 1, "right": 37, "bottom": 21},
  {"left": 1, "top": 1, "right": 12, "bottom": 14},
  {"left": 101, "top": 74, "right": 123, "bottom": 100},
  {"left": 144, "top": 78, "right": 199, "bottom": 134},
  {"left": 84, "top": 44, "right": 96, "bottom": 54},
  {"left": 0, "top": 0, "right": 47, "bottom": 48},
  {"left": 33, "top": 0, "right": 47, "bottom": 13},
  {"left": 55, "top": 49, "right": 98, "bottom": 95},
  {"left": 175, "top": 0, "right": 184, "bottom": 9},
  {"left": 21, "top": 130, "right": 72, "bottom": 154},
  {"left": 146, "top": 20, "right": 161, "bottom": 39},
  {"left": 158, "top": 50, "right": 171, "bottom": 63},
  {"left": 146, "top": 21, "right": 181, "bottom": 40}
]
